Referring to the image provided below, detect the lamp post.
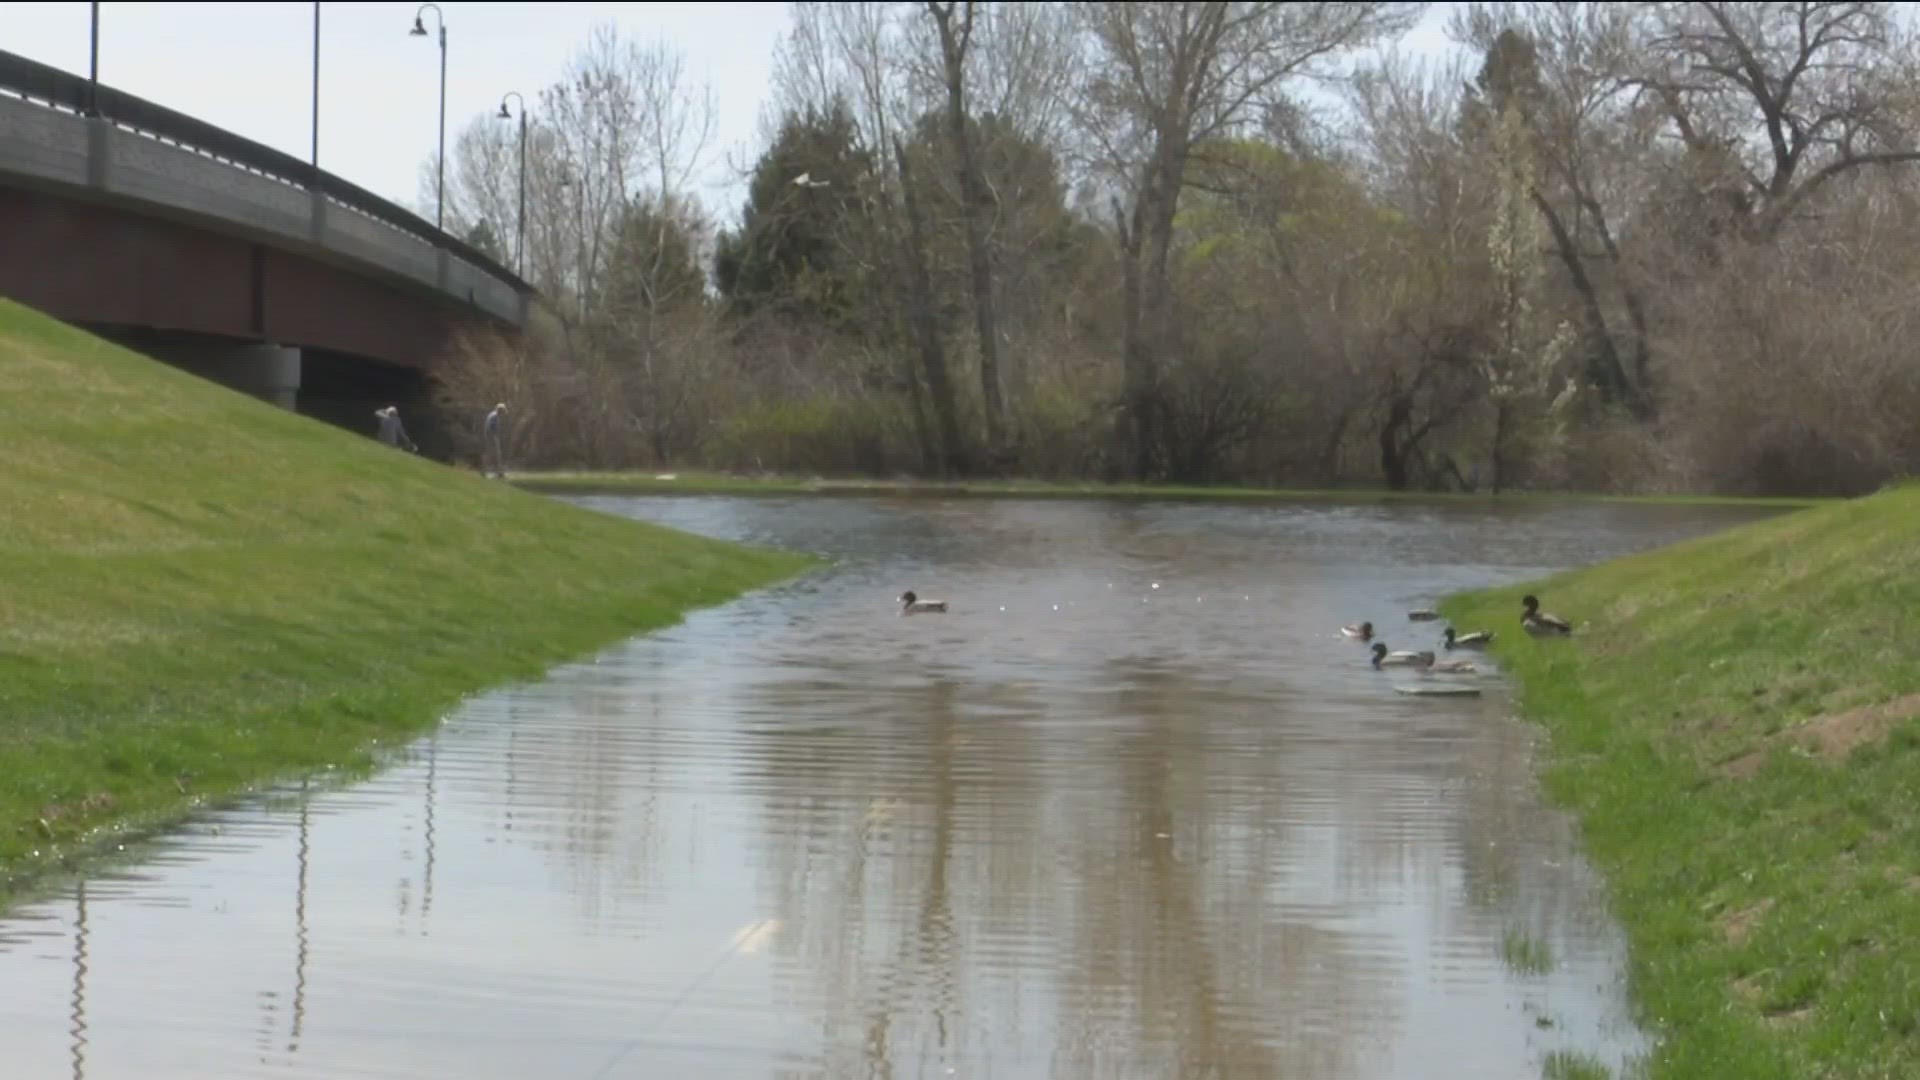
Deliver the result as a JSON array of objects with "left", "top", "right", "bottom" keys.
[
  {"left": 408, "top": 3, "right": 447, "bottom": 231},
  {"left": 310, "top": 2, "right": 321, "bottom": 178},
  {"left": 496, "top": 92, "right": 527, "bottom": 274},
  {"left": 87, "top": 2, "right": 100, "bottom": 116}
]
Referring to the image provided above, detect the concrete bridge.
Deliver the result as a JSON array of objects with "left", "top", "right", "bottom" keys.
[{"left": 0, "top": 49, "right": 533, "bottom": 454}]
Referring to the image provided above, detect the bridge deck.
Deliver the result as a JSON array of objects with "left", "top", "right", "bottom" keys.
[{"left": 0, "top": 49, "right": 529, "bottom": 329}]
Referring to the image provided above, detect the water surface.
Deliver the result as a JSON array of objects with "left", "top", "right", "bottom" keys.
[{"left": 0, "top": 496, "right": 1786, "bottom": 1079}]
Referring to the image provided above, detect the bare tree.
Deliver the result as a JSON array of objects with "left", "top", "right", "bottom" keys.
[
  {"left": 1351, "top": 51, "right": 1498, "bottom": 490},
  {"left": 432, "top": 23, "right": 718, "bottom": 329},
  {"left": 925, "top": 2, "right": 1010, "bottom": 457},
  {"left": 1072, "top": 2, "right": 1420, "bottom": 479},
  {"left": 895, "top": 136, "right": 974, "bottom": 475},
  {"left": 772, "top": 2, "right": 984, "bottom": 475},
  {"left": 1637, "top": 1, "right": 1920, "bottom": 238}
]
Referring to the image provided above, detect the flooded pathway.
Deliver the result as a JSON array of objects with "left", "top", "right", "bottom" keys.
[{"left": 0, "top": 496, "right": 1784, "bottom": 1079}]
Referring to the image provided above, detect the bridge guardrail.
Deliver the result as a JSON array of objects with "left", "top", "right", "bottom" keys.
[{"left": 0, "top": 48, "right": 531, "bottom": 298}]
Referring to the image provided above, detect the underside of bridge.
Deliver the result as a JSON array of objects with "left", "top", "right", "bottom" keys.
[
  {"left": 0, "top": 50, "right": 530, "bottom": 467},
  {"left": 0, "top": 186, "right": 512, "bottom": 462},
  {"left": 82, "top": 325, "right": 464, "bottom": 460}
]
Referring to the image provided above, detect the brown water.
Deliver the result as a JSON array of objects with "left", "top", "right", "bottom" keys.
[{"left": 0, "top": 496, "right": 1787, "bottom": 1080}]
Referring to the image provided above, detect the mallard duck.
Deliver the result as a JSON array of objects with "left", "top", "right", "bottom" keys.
[
  {"left": 1443, "top": 626, "right": 1494, "bottom": 650},
  {"left": 1408, "top": 609, "right": 1441, "bottom": 621},
  {"left": 1341, "top": 621, "right": 1375, "bottom": 641},
  {"left": 1521, "top": 594, "right": 1572, "bottom": 636},
  {"left": 900, "top": 590, "right": 948, "bottom": 615},
  {"left": 1372, "top": 642, "right": 1433, "bottom": 668},
  {"left": 1417, "top": 653, "right": 1478, "bottom": 674}
]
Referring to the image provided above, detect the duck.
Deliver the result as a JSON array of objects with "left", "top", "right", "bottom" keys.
[
  {"left": 1443, "top": 626, "right": 1494, "bottom": 650},
  {"left": 1371, "top": 642, "right": 1433, "bottom": 668},
  {"left": 1416, "top": 653, "right": 1479, "bottom": 674},
  {"left": 1340, "top": 621, "right": 1375, "bottom": 641},
  {"left": 1521, "top": 594, "right": 1573, "bottom": 636},
  {"left": 899, "top": 590, "right": 948, "bottom": 615},
  {"left": 1407, "top": 609, "right": 1441, "bottom": 621}
]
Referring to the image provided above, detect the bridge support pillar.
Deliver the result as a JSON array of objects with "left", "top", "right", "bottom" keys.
[
  {"left": 243, "top": 343, "right": 302, "bottom": 410},
  {"left": 144, "top": 339, "right": 302, "bottom": 410}
]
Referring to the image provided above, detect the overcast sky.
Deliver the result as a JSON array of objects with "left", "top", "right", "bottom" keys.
[{"left": 3, "top": 1, "right": 1461, "bottom": 225}]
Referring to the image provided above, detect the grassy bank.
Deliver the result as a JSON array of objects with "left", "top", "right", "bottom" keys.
[
  {"left": 0, "top": 301, "right": 813, "bottom": 903},
  {"left": 1442, "top": 484, "right": 1920, "bottom": 1078},
  {"left": 512, "top": 469, "right": 1831, "bottom": 509}
]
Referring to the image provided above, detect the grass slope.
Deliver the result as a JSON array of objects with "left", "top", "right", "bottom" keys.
[
  {"left": 1442, "top": 484, "right": 1920, "bottom": 1079},
  {"left": 0, "top": 300, "right": 812, "bottom": 900},
  {"left": 514, "top": 470, "right": 1830, "bottom": 508}
]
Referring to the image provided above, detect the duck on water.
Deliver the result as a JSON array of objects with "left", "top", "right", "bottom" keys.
[
  {"left": 1444, "top": 626, "right": 1495, "bottom": 650},
  {"left": 1371, "top": 643, "right": 1432, "bottom": 669},
  {"left": 900, "top": 590, "right": 949, "bottom": 615}
]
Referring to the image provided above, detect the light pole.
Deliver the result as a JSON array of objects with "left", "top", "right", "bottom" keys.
[
  {"left": 87, "top": 2, "right": 100, "bottom": 116},
  {"left": 310, "top": 2, "right": 321, "bottom": 178},
  {"left": 408, "top": 3, "right": 447, "bottom": 231},
  {"left": 496, "top": 92, "right": 527, "bottom": 274}
]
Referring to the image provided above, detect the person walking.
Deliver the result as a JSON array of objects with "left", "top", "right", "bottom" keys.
[
  {"left": 375, "top": 406, "right": 417, "bottom": 453},
  {"left": 482, "top": 402, "right": 509, "bottom": 478}
]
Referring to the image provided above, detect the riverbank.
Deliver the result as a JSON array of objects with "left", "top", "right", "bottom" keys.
[
  {"left": 1441, "top": 484, "right": 1919, "bottom": 1078},
  {"left": 0, "top": 301, "right": 813, "bottom": 904},
  {"left": 512, "top": 469, "right": 1830, "bottom": 509}
]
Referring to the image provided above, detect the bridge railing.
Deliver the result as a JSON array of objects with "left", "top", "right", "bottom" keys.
[{"left": 0, "top": 48, "right": 531, "bottom": 297}]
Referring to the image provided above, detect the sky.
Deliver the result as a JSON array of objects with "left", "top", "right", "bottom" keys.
[{"left": 3, "top": 2, "right": 1461, "bottom": 225}]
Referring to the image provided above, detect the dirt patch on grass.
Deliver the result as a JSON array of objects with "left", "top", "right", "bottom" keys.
[
  {"left": 1717, "top": 692, "right": 1920, "bottom": 778},
  {"left": 1720, "top": 898, "right": 1775, "bottom": 945},
  {"left": 1730, "top": 974, "right": 1815, "bottom": 1027},
  {"left": 1763, "top": 1004, "right": 1815, "bottom": 1029},
  {"left": 1790, "top": 692, "right": 1920, "bottom": 761}
]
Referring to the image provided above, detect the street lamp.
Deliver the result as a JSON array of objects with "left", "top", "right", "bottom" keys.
[
  {"left": 409, "top": 3, "right": 448, "bottom": 231},
  {"left": 497, "top": 92, "right": 527, "bottom": 274},
  {"left": 310, "top": 2, "right": 321, "bottom": 177},
  {"left": 87, "top": 2, "right": 100, "bottom": 117}
]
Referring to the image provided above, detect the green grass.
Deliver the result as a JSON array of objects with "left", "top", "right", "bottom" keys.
[
  {"left": 1503, "top": 928, "right": 1557, "bottom": 975},
  {"left": 1442, "top": 483, "right": 1920, "bottom": 1079},
  {"left": 513, "top": 469, "right": 1831, "bottom": 508},
  {"left": 1542, "top": 1050, "right": 1614, "bottom": 1080},
  {"left": 0, "top": 300, "right": 814, "bottom": 904}
]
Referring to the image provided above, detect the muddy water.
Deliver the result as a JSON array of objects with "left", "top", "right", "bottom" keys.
[{"left": 0, "top": 496, "right": 1786, "bottom": 1079}]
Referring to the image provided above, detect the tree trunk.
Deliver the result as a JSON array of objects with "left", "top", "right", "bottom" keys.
[
  {"left": 1488, "top": 401, "right": 1512, "bottom": 494},
  {"left": 1529, "top": 188, "right": 1648, "bottom": 418},
  {"left": 1134, "top": 147, "right": 1191, "bottom": 481},
  {"left": 1577, "top": 191, "right": 1657, "bottom": 413},
  {"left": 1379, "top": 398, "right": 1411, "bottom": 491},
  {"left": 901, "top": 325, "right": 940, "bottom": 474},
  {"left": 1113, "top": 196, "right": 1156, "bottom": 481},
  {"left": 1316, "top": 406, "right": 1353, "bottom": 482},
  {"left": 928, "top": 2, "right": 1007, "bottom": 463},
  {"left": 896, "top": 139, "right": 970, "bottom": 477}
]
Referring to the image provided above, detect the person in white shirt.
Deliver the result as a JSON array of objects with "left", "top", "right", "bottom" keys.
[
  {"left": 375, "top": 406, "right": 417, "bottom": 453},
  {"left": 482, "top": 403, "right": 509, "bottom": 478}
]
